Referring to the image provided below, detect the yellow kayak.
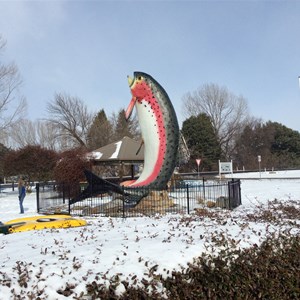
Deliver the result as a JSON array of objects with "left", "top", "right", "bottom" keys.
[{"left": 2, "top": 214, "right": 87, "bottom": 234}]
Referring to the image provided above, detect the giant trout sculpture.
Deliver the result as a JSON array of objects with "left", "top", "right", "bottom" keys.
[
  {"left": 124, "top": 71, "right": 179, "bottom": 188},
  {"left": 72, "top": 72, "right": 179, "bottom": 204}
]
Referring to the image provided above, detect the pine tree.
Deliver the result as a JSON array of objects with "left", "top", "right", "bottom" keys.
[
  {"left": 87, "top": 109, "right": 113, "bottom": 150},
  {"left": 112, "top": 109, "right": 140, "bottom": 141},
  {"left": 234, "top": 120, "right": 300, "bottom": 170},
  {"left": 181, "top": 113, "right": 221, "bottom": 171}
]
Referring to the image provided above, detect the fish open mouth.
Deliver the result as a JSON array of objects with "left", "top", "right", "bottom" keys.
[{"left": 127, "top": 75, "right": 134, "bottom": 87}]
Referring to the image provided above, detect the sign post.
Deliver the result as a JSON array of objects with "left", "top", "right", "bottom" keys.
[
  {"left": 196, "top": 159, "right": 201, "bottom": 178},
  {"left": 258, "top": 155, "right": 261, "bottom": 178}
]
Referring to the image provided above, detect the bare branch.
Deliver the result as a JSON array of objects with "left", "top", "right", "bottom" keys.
[
  {"left": 182, "top": 83, "right": 249, "bottom": 158},
  {"left": 46, "top": 92, "right": 95, "bottom": 148},
  {"left": 0, "top": 36, "right": 27, "bottom": 132}
]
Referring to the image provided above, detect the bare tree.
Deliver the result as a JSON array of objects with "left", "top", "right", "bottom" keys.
[
  {"left": 10, "top": 119, "right": 37, "bottom": 147},
  {"left": 46, "top": 92, "right": 95, "bottom": 148},
  {"left": 0, "top": 36, "right": 27, "bottom": 137},
  {"left": 182, "top": 83, "right": 249, "bottom": 159},
  {"left": 8, "top": 119, "right": 60, "bottom": 150},
  {"left": 36, "top": 120, "right": 61, "bottom": 150}
]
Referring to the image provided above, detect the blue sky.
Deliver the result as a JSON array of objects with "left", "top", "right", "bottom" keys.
[{"left": 0, "top": 0, "right": 300, "bottom": 131}]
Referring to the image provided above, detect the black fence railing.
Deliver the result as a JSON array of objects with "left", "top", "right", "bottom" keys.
[
  {"left": 36, "top": 179, "right": 241, "bottom": 217},
  {"left": 0, "top": 182, "right": 17, "bottom": 191}
]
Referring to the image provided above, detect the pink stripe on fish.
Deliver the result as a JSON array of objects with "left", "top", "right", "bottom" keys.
[{"left": 129, "top": 81, "right": 167, "bottom": 187}]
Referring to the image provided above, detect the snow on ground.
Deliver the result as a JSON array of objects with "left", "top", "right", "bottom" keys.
[
  {"left": 237, "top": 178, "right": 300, "bottom": 207},
  {"left": 0, "top": 171, "right": 300, "bottom": 299},
  {"left": 229, "top": 169, "right": 300, "bottom": 179}
]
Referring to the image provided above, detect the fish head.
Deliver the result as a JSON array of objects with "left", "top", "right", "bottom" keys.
[{"left": 125, "top": 73, "right": 150, "bottom": 120}]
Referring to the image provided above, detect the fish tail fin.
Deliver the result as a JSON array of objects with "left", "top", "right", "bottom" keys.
[{"left": 70, "top": 170, "right": 124, "bottom": 204}]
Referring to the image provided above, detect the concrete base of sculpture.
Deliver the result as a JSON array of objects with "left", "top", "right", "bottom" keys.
[
  {"left": 133, "top": 190, "right": 174, "bottom": 214},
  {"left": 80, "top": 190, "right": 174, "bottom": 216}
]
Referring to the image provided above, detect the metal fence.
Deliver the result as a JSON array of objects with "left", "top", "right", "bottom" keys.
[{"left": 36, "top": 178, "right": 241, "bottom": 217}]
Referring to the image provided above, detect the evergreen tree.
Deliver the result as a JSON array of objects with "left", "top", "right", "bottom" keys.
[
  {"left": 270, "top": 122, "right": 300, "bottom": 168},
  {"left": 181, "top": 113, "right": 221, "bottom": 171},
  {"left": 112, "top": 109, "right": 140, "bottom": 141},
  {"left": 234, "top": 121, "right": 275, "bottom": 170},
  {"left": 87, "top": 109, "right": 113, "bottom": 150},
  {"left": 234, "top": 120, "right": 300, "bottom": 170}
]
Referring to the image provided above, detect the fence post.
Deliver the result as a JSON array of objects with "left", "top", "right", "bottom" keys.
[
  {"left": 202, "top": 177, "right": 206, "bottom": 200},
  {"left": 36, "top": 183, "right": 40, "bottom": 213},
  {"left": 62, "top": 183, "right": 65, "bottom": 204},
  {"left": 122, "top": 186, "right": 125, "bottom": 218},
  {"left": 238, "top": 179, "right": 242, "bottom": 206},
  {"left": 68, "top": 194, "right": 71, "bottom": 215},
  {"left": 186, "top": 184, "right": 190, "bottom": 214},
  {"left": 12, "top": 181, "right": 14, "bottom": 191},
  {"left": 68, "top": 184, "right": 71, "bottom": 214},
  {"left": 228, "top": 179, "right": 242, "bottom": 209},
  {"left": 228, "top": 180, "right": 232, "bottom": 209},
  {"left": 232, "top": 179, "right": 236, "bottom": 208}
]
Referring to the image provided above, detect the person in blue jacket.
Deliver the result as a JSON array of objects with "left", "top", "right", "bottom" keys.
[{"left": 18, "top": 177, "right": 26, "bottom": 214}]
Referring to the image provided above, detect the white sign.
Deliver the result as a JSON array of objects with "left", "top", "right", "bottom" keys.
[
  {"left": 196, "top": 159, "right": 201, "bottom": 166},
  {"left": 258, "top": 155, "right": 261, "bottom": 162},
  {"left": 219, "top": 160, "right": 233, "bottom": 174}
]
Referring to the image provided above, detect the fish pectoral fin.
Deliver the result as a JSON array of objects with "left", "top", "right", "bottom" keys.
[{"left": 125, "top": 97, "right": 136, "bottom": 120}]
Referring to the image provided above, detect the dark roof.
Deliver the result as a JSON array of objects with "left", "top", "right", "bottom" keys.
[{"left": 88, "top": 136, "right": 144, "bottom": 164}]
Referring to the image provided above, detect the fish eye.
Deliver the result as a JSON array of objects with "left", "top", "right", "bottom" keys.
[{"left": 138, "top": 76, "right": 142, "bottom": 80}]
